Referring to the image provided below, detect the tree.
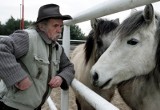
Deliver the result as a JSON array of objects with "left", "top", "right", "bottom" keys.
[
  {"left": 0, "top": 16, "right": 33, "bottom": 35},
  {"left": 70, "top": 25, "right": 86, "bottom": 40},
  {"left": 3, "top": 16, "right": 20, "bottom": 35},
  {"left": 0, "top": 22, "right": 4, "bottom": 35}
]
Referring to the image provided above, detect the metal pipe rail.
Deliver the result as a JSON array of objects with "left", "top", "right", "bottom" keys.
[
  {"left": 71, "top": 79, "right": 119, "bottom": 110},
  {"left": 64, "top": 0, "right": 159, "bottom": 25}
]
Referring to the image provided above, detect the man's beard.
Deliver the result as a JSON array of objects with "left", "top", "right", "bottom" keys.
[{"left": 51, "top": 34, "right": 61, "bottom": 41}]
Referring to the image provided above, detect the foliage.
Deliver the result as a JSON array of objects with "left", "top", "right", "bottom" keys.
[
  {"left": 0, "top": 16, "right": 32, "bottom": 35},
  {"left": 70, "top": 25, "right": 86, "bottom": 40},
  {"left": 0, "top": 16, "right": 86, "bottom": 40}
]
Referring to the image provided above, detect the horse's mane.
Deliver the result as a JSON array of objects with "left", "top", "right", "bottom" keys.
[
  {"left": 155, "top": 14, "right": 160, "bottom": 73},
  {"left": 84, "top": 30, "right": 94, "bottom": 64},
  {"left": 84, "top": 19, "right": 118, "bottom": 64}
]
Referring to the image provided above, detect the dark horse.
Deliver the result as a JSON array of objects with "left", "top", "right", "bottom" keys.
[
  {"left": 91, "top": 4, "right": 160, "bottom": 110},
  {"left": 71, "top": 18, "right": 119, "bottom": 110}
]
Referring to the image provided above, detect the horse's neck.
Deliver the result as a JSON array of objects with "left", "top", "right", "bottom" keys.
[{"left": 118, "top": 69, "right": 160, "bottom": 110}]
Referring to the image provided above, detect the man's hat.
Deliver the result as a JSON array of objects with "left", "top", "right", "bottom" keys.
[{"left": 36, "top": 4, "right": 72, "bottom": 23}]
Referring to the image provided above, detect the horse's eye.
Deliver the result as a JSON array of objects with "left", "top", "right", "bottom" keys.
[
  {"left": 127, "top": 38, "right": 138, "bottom": 45},
  {"left": 97, "top": 40, "right": 103, "bottom": 47}
]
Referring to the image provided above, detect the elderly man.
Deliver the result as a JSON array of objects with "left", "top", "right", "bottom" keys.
[{"left": 0, "top": 4, "right": 75, "bottom": 110}]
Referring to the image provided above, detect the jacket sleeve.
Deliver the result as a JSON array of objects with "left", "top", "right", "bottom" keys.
[
  {"left": 0, "top": 30, "right": 29, "bottom": 87},
  {"left": 58, "top": 47, "right": 75, "bottom": 90}
]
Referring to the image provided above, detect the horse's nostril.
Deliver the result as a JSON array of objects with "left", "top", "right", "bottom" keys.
[{"left": 93, "top": 72, "right": 99, "bottom": 81}]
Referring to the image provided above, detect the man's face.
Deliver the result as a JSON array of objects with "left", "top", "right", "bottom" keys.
[{"left": 44, "top": 19, "right": 63, "bottom": 41}]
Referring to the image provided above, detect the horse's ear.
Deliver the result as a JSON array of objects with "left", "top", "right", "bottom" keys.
[
  {"left": 113, "top": 18, "right": 120, "bottom": 25},
  {"left": 130, "top": 8, "right": 137, "bottom": 15},
  {"left": 91, "top": 18, "right": 98, "bottom": 29},
  {"left": 143, "top": 4, "right": 154, "bottom": 23}
]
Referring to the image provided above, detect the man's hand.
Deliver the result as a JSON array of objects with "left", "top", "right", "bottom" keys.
[
  {"left": 15, "top": 76, "right": 32, "bottom": 90},
  {"left": 48, "top": 76, "right": 63, "bottom": 88}
]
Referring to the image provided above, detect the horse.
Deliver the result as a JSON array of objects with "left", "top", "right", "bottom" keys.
[
  {"left": 71, "top": 18, "right": 119, "bottom": 110},
  {"left": 90, "top": 4, "right": 160, "bottom": 110}
]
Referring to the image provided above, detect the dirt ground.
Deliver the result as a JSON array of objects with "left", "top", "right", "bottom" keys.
[
  {"left": 42, "top": 87, "right": 131, "bottom": 110},
  {"left": 42, "top": 87, "right": 77, "bottom": 110}
]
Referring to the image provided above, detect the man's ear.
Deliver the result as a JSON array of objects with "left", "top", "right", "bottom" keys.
[{"left": 38, "top": 23, "right": 46, "bottom": 32}]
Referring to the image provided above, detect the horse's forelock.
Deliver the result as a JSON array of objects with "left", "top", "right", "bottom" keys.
[
  {"left": 84, "top": 19, "right": 118, "bottom": 64},
  {"left": 116, "top": 11, "right": 148, "bottom": 37},
  {"left": 93, "top": 19, "right": 119, "bottom": 52},
  {"left": 94, "top": 19, "right": 119, "bottom": 39}
]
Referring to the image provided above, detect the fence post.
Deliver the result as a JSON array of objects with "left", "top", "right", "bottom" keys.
[
  {"left": 61, "top": 25, "right": 71, "bottom": 110},
  {"left": 61, "top": 90, "right": 69, "bottom": 110},
  {"left": 62, "top": 25, "right": 70, "bottom": 57}
]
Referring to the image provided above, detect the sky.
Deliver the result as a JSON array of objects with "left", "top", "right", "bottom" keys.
[{"left": 1, "top": 0, "right": 160, "bottom": 35}]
